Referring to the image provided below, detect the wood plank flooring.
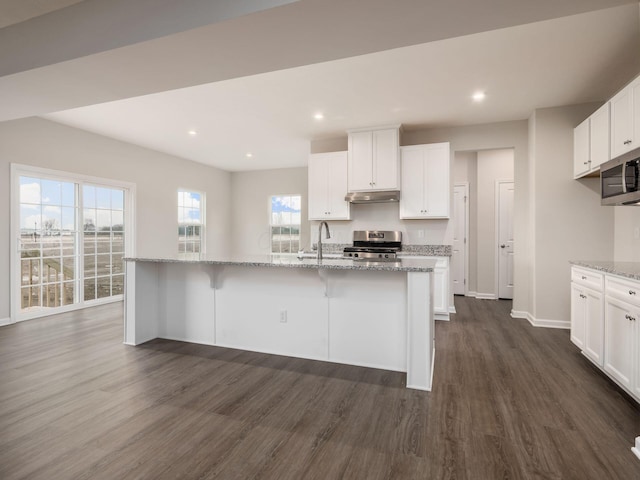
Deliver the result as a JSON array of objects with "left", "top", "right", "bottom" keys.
[{"left": 1, "top": 297, "right": 639, "bottom": 479}]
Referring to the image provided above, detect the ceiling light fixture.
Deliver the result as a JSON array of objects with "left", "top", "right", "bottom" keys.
[
  {"left": 314, "top": 113, "right": 324, "bottom": 120},
  {"left": 472, "top": 91, "right": 486, "bottom": 102},
  {"left": 188, "top": 130, "right": 197, "bottom": 136},
  {"left": 246, "top": 153, "right": 253, "bottom": 158}
]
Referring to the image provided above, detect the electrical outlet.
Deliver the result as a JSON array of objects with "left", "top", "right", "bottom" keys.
[
  {"left": 634, "top": 227, "right": 640, "bottom": 240},
  {"left": 280, "top": 310, "right": 287, "bottom": 323},
  {"left": 418, "top": 229, "right": 424, "bottom": 238}
]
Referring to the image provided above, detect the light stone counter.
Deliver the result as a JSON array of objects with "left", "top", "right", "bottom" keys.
[
  {"left": 570, "top": 261, "right": 640, "bottom": 281},
  {"left": 124, "top": 254, "right": 436, "bottom": 273}
]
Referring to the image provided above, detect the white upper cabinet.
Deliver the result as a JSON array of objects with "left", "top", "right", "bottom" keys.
[
  {"left": 573, "top": 117, "right": 590, "bottom": 178},
  {"left": 347, "top": 127, "right": 399, "bottom": 191},
  {"left": 610, "top": 75, "right": 640, "bottom": 159},
  {"left": 573, "top": 102, "right": 610, "bottom": 179},
  {"left": 400, "top": 142, "right": 450, "bottom": 219},
  {"left": 590, "top": 102, "right": 610, "bottom": 169},
  {"left": 308, "top": 151, "right": 350, "bottom": 221}
]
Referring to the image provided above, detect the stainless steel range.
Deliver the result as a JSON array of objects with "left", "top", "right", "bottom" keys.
[{"left": 343, "top": 230, "right": 402, "bottom": 261}]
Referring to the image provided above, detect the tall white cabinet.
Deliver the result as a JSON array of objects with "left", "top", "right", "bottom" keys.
[
  {"left": 400, "top": 142, "right": 450, "bottom": 219},
  {"left": 308, "top": 151, "right": 350, "bottom": 220},
  {"left": 347, "top": 126, "right": 400, "bottom": 192}
]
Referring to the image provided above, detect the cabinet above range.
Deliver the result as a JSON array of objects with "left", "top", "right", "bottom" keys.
[{"left": 347, "top": 126, "right": 400, "bottom": 192}]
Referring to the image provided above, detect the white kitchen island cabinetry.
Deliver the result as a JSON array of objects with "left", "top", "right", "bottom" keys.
[
  {"left": 308, "top": 151, "right": 350, "bottom": 220},
  {"left": 347, "top": 126, "right": 400, "bottom": 192},
  {"left": 125, "top": 255, "right": 437, "bottom": 391},
  {"left": 570, "top": 262, "right": 640, "bottom": 403},
  {"left": 399, "top": 143, "right": 450, "bottom": 219},
  {"left": 610, "top": 74, "right": 640, "bottom": 159}
]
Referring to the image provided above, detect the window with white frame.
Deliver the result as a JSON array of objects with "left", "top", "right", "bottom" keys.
[
  {"left": 178, "top": 190, "right": 204, "bottom": 255},
  {"left": 270, "top": 194, "right": 301, "bottom": 254},
  {"left": 13, "top": 165, "right": 132, "bottom": 321}
]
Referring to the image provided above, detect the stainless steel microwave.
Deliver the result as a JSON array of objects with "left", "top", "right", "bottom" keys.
[{"left": 601, "top": 147, "right": 640, "bottom": 206}]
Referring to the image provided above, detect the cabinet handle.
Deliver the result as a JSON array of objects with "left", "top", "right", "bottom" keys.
[
  {"left": 624, "top": 140, "right": 633, "bottom": 145},
  {"left": 583, "top": 161, "right": 589, "bottom": 165},
  {"left": 581, "top": 276, "right": 587, "bottom": 280},
  {"left": 626, "top": 314, "right": 636, "bottom": 321},
  {"left": 629, "top": 290, "right": 637, "bottom": 296}
]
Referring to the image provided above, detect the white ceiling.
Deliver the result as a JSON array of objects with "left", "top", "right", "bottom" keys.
[{"left": 42, "top": 4, "right": 640, "bottom": 171}]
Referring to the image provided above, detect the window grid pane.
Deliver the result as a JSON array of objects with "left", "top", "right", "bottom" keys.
[
  {"left": 178, "top": 190, "right": 204, "bottom": 256},
  {"left": 270, "top": 195, "right": 301, "bottom": 254}
]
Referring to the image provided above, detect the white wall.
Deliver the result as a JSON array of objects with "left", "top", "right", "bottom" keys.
[
  {"left": 0, "top": 117, "right": 232, "bottom": 320},
  {"left": 230, "top": 167, "right": 309, "bottom": 255},
  {"left": 529, "top": 104, "right": 614, "bottom": 324}
]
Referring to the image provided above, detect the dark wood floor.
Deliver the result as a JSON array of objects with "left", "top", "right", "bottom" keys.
[{"left": 1, "top": 297, "right": 639, "bottom": 479}]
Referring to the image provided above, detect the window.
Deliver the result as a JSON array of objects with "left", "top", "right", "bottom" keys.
[
  {"left": 178, "top": 190, "right": 204, "bottom": 255},
  {"left": 270, "top": 194, "right": 301, "bottom": 254},
  {"left": 83, "top": 185, "right": 125, "bottom": 301},
  {"left": 12, "top": 165, "right": 133, "bottom": 321}
]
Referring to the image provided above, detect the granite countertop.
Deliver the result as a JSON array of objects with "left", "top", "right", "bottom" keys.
[
  {"left": 570, "top": 261, "right": 640, "bottom": 281},
  {"left": 311, "top": 243, "right": 452, "bottom": 257},
  {"left": 125, "top": 254, "right": 437, "bottom": 273}
]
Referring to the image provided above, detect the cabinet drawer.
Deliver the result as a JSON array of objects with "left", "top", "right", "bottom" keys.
[
  {"left": 571, "top": 267, "right": 603, "bottom": 291},
  {"left": 606, "top": 276, "right": 640, "bottom": 307}
]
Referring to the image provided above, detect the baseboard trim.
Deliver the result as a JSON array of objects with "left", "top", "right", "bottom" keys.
[
  {"left": 0, "top": 317, "right": 12, "bottom": 327},
  {"left": 510, "top": 310, "right": 570, "bottom": 329},
  {"left": 448, "top": 306, "right": 456, "bottom": 314}
]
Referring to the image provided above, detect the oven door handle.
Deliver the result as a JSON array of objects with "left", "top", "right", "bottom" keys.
[{"left": 622, "top": 162, "right": 627, "bottom": 193}]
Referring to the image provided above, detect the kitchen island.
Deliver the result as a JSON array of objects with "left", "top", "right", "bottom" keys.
[{"left": 124, "top": 255, "right": 436, "bottom": 390}]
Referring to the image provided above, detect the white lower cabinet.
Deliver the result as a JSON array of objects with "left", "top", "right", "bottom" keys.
[
  {"left": 604, "top": 296, "right": 637, "bottom": 391},
  {"left": 571, "top": 265, "right": 640, "bottom": 402}
]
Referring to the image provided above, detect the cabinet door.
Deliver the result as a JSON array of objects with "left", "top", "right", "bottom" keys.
[
  {"left": 372, "top": 128, "right": 399, "bottom": 190},
  {"left": 348, "top": 131, "right": 373, "bottom": 191},
  {"left": 633, "top": 78, "right": 640, "bottom": 155},
  {"left": 309, "top": 152, "right": 350, "bottom": 220},
  {"left": 610, "top": 84, "right": 634, "bottom": 158},
  {"left": 326, "top": 152, "right": 350, "bottom": 220},
  {"left": 590, "top": 103, "right": 610, "bottom": 170},
  {"left": 583, "top": 287, "right": 604, "bottom": 367},
  {"left": 573, "top": 118, "right": 590, "bottom": 178},
  {"left": 423, "top": 143, "right": 450, "bottom": 218},
  {"left": 308, "top": 153, "right": 330, "bottom": 220},
  {"left": 570, "top": 283, "right": 586, "bottom": 349},
  {"left": 433, "top": 266, "right": 446, "bottom": 314},
  {"left": 604, "top": 296, "right": 636, "bottom": 391},
  {"left": 399, "top": 147, "right": 425, "bottom": 218}
]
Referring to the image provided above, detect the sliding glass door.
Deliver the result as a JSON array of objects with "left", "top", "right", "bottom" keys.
[{"left": 13, "top": 166, "right": 133, "bottom": 321}]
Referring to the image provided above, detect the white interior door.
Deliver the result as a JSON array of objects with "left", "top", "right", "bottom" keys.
[
  {"left": 452, "top": 184, "right": 468, "bottom": 295},
  {"left": 497, "top": 181, "right": 514, "bottom": 299}
]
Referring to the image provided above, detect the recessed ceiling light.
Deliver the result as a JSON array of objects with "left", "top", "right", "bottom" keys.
[
  {"left": 246, "top": 153, "right": 253, "bottom": 158},
  {"left": 188, "top": 130, "right": 197, "bottom": 136},
  {"left": 314, "top": 113, "right": 324, "bottom": 120},
  {"left": 472, "top": 91, "right": 486, "bottom": 102}
]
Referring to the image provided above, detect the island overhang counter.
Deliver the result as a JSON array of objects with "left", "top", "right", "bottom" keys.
[{"left": 124, "top": 255, "right": 437, "bottom": 391}]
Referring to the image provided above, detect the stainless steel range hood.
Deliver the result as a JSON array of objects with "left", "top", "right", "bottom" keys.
[{"left": 345, "top": 190, "right": 400, "bottom": 203}]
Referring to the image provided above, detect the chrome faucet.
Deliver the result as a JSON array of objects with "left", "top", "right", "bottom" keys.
[{"left": 317, "top": 221, "right": 331, "bottom": 260}]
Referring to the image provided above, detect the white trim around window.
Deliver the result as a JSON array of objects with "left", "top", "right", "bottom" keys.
[{"left": 10, "top": 163, "right": 136, "bottom": 323}]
